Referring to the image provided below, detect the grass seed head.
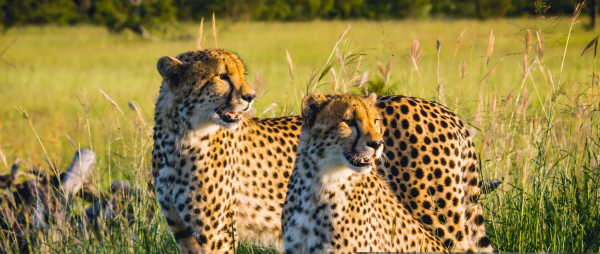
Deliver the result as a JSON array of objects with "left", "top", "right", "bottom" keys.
[
  {"left": 99, "top": 89, "right": 124, "bottom": 116},
  {"left": 536, "top": 31, "right": 545, "bottom": 60},
  {"left": 358, "top": 71, "right": 369, "bottom": 87},
  {"left": 377, "top": 61, "right": 385, "bottom": 77},
  {"left": 337, "top": 24, "right": 351, "bottom": 44},
  {"left": 128, "top": 101, "right": 146, "bottom": 126},
  {"left": 409, "top": 39, "right": 424, "bottom": 80}
]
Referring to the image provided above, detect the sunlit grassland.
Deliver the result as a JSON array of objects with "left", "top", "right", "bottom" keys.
[
  {"left": 0, "top": 15, "right": 599, "bottom": 253},
  {"left": 0, "top": 18, "right": 595, "bottom": 166}
]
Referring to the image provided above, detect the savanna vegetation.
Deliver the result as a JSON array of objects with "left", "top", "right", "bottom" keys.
[{"left": 0, "top": 0, "right": 600, "bottom": 253}]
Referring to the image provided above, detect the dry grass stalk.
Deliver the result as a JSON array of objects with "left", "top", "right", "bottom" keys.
[
  {"left": 385, "top": 58, "right": 393, "bottom": 77},
  {"left": 519, "top": 87, "right": 529, "bottom": 118},
  {"left": 253, "top": 71, "right": 269, "bottom": 101},
  {"left": 128, "top": 101, "right": 146, "bottom": 126},
  {"left": 526, "top": 29, "right": 532, "bottom": 55},
  {"left": 280, "top": 96, "right": 293, "bottom": 117},
  {"left": 454, "top": 97, "right": 459, "bottom": 114},
  {"left": 285, "top": 49, "right": 294, "bottom": 79},
  {"left": 350, "top": 55, "right": 362, "bottom": 84},
  {"left": 196, "top": 17, "right": 204, "bottom": 50},
  {"left": 99, "top": 89, "right": 124, "bottom": 116},
  {"left": 536, "top": 57, "right": 548, "bottom": 85},
  {"left": 337, "top": 24, "right": 351, "bottom": 45},
  {"left": 15, "top": 106, "right": 55, "bottom": 172},
  {"left": 523, "top": 54, "right": 528, "bottom": 77},
  {"left": 335, "top": 47, "right": 344, "bottom": 69},
  {"left": 475, "top": 94, "right": 484, "bottom": 126},
  {"left": 385, "top": 58, "right": 394, "bottom": 85},
  {"left": 548, "top": 69, "right": 555, "bottom": 88},
  {"left": 485, "top": 30, "right": 495, "bottom": 70},
  {"left": 331, "top": 68, "right": 338, "bottom": 92},
  {"left": 490, "top": 96, "right": 497, "bottom": 114},
  {"left": 452, "top": 28, "right": 466, "bottom": 61},
  {"left": 375, "top": 59, "right": 393, "bottom": 85},
  {"left": 324, "top": 24, "right": 351, "bottom": 66},
  {"left": 437, "top": 81, "right": 446, "bottom": 106},
  {"left": 260, "top": 102, "right": 278, "bottom": 117},
  {"left": 358, "top": 71, "right": 369, "bottom": 87},
  {"left": 0, "top": 146, "right": 6, "bottom": 168},
  {"left": 479, "top": 58, "right": 504, "bottom": 84},
  {"left": 65, "top": 134, "right": 77, "bottom": 149},
  {"left": 558, "top": 2, "right": 585, "bottom": 85},
  {"left": 212, "top": 13, "right": 218, "bottom": 48},
  {"left": 536, "top": 31, "right": 545, "bottom": 60},
  {"left": 409, "top": 40, "right": 424, "bottom": 80}
]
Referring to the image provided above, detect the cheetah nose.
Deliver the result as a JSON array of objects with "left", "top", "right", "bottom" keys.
[
  {"left": 366, "top": 140, "right": 384, "bottom": 149},
  {"left": 242, "top": 93, "right": 256, "bottom": 102}
]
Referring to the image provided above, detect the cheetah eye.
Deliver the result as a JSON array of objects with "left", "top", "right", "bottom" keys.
[
  {"left": 217, "top": 74, "right": 230, "bottom": 82},
  {"left": 342, "top": 119, "right": 356, "bottom": 127}
]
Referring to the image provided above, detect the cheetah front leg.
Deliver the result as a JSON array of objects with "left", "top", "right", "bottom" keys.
[
  {"left": 157, "top": 185, "right": 203, "bottom": 253},
  {"left": 164, "top": 205, "right": 238, "bottom": 254},
  {"left": 177, "top": 204, "right": 238, "bottom": 254},
  {"left": 164, "top": 213, "right": 202, "bottom": 253}
]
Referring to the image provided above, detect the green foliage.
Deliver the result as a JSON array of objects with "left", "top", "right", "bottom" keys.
[
  {"left": 91, "top": 0, "right": 177, "bottom": 33},
  {"left": 0, "top": 0, "right": 79, "bottom": 28},
  {"left": 0, "top": 0, "right": 593, "bottom": 29}
]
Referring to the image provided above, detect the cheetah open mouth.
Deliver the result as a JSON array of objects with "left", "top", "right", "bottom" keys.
[
  {"left": 216, "top": 108, "right": 242, "bottom": 123},
  {"left": 344, "top": 154, "right": 373, "bottom": 167}
]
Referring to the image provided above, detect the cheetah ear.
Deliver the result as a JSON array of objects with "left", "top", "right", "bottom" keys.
[
  {"left": 366, "top": 93, "right": 377, "bottom": 104},
  {"left": 157, "top": 56, "right": 184, "bottom": 87},
  {"left": 302, "top": 91, "right": 329, "bottom": 125}
]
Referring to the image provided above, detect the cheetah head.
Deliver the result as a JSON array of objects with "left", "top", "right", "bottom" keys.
[
  {"left": 300, "top": 92, "right": 384, "bottom": 178},
  {"left": 156, "top": 49, "right": 255, "bottom": 131}
]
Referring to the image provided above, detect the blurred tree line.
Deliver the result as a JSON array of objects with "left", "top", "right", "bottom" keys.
[{"left": 0, "top": 0, "right": 591, "bottom": 32}]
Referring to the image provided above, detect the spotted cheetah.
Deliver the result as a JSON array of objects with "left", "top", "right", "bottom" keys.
[
  {"left": 282, "top": 92, "right": 449, "bottom": 253},
  {"left": 153, "top": 49, "right": 492, "bottom": 253}
]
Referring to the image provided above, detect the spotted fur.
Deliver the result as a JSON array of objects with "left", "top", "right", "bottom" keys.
[
  {"left": 282, "top": 92, "right": 449, "bottom": 253},
  {"left": 153, "top": 49, "right": 492, "bottom": 253}
]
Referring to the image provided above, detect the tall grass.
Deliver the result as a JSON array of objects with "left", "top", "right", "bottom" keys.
[{"left": 1, "top": 7, "right": 600, "bottom": 253}]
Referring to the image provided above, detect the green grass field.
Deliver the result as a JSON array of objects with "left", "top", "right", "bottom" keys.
[{"left": 1, "top": 13, "right": 600, "bottom": 253}]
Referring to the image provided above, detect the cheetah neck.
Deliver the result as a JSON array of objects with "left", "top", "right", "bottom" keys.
[{"left": 295, "top": 148, "right": 358, "bottom": 212}]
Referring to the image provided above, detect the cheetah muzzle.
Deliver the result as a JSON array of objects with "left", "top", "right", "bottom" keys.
[{"left": 216, "top": 106, "right": 243, "bottom": 123}]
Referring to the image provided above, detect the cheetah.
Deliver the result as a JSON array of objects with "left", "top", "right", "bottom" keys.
[
  {"left": 282, "top": 92, "right": 449, "bottom": 253},
  {"left": 153, "top": 48, "right": 492, "bottom": 253}
]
